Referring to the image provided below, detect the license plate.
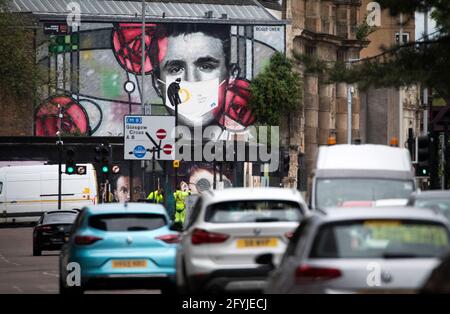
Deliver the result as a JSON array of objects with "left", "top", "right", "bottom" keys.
[
  {"left": 111, "top": 260, "right": 148, "bottom": 268},
  {"left": 236, "top": 238, "right": 278, "bottom": 248}
]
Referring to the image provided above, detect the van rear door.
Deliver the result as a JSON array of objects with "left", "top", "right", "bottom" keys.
[
  {"left": 0, "top": 175, "right": 5, "bottom": 223},
  {"left": 5, "top": 173, "right": 42, "bottom": 223}
]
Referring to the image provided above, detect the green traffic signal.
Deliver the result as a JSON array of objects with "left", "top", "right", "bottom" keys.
[
  {"left": 67, "top": 166, "right": 75, "bottom": 174},
  {"left": 101, "top": 165, "right": 109, "bottom": 173},
  {"left": 422, "top": 169, "right": 427, "bottom": 175}
]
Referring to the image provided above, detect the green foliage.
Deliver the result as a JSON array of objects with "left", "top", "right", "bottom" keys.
[
  {"left": 295, "top": 1, "right": 450, "bottom": 102},
  {"left": 356, "top": 16, "right": 378, "bottom": 41},
  {"left": 0, "top": 0, "right": 44, "bottom": 103},
  {"left": 248, "top": 52, "right": 303, "bottom": 126}
]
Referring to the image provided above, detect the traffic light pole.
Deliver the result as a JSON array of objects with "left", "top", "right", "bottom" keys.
[
  {"left": 57, "top": 141, "right": 62, "bottom": 210},
  {"left": 57, "top": 104, "right": 63, "bottom": 210}
]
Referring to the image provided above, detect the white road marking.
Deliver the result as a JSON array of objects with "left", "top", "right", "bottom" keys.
[
  {"left": 12, "top": 286, "right": 23, "bottom": 294},
  {"left": 42, "top": 271, "right": 59, "bottom": 278},
  {"left": 0, "top": 253, "right": 21, "bottom": 266}
]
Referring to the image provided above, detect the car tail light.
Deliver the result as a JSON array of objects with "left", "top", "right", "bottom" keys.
[
  {"left": 295, "top": 265, "right": 342, "bottom": 280},
  {"left": 285, "top": 231, "right": 294, "bottom": 240},
  {"left": 191, "top": 229, "right": 229, "bottom": 245},
  {"left": 156, "top": 234, "right": 181, "bottom": 244},
  {"left": 74, "top": 235, "right": 103, "bottom": 245}
]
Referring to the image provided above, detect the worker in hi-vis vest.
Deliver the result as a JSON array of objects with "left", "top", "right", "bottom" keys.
[
  {"left": 173, "top": 181, "right": 190, "bottom": 226},
  {"left": 147, "top": 188, "right": 164, "bottom": 204}
]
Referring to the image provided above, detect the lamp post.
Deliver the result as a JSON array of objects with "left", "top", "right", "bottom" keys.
[{"left": 56, "top": 104, "right": 63, "bottom": 210}]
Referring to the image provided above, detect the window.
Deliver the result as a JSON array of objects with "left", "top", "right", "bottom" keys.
[
  {"left": 43, "top": 212, "right": 78, "bottom": 224},
  {"left": 205, "top": 200, "right": 303, "bottom": 223},
  {"left": 89, "top": 214, "right": 166, "bottom": 232},
  {"left": 395, "top": 32, "right": 410, "bottom": 44},
  {"left": 186, "top": 197, "right": 202, "bottom": 229},
  {"left": 316, "top": 178, "right": 415, "bottom": 209},
  {"left": 310, "top": 220, "right": 449, "bottom": 258}
]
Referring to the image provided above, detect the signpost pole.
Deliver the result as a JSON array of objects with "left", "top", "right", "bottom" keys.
[{"left": 57, "top": 104, "right": 63, "bottom": 210}]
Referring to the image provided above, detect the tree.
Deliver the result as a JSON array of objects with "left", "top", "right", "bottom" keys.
[
  {"left": 0, "top": 0, "right": 43, "bottom": 103},
  {"left": 248, "top": 51, "right": 303, "bottom": 126}
]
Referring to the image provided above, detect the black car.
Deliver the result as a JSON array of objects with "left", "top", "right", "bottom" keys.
[{"left": 33, "top": 210, "right": 79, "bottom": 256}]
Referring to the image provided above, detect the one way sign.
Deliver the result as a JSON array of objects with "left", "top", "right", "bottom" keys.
[{"left": 124, "top": 115, "right": 175, "bottom": 161}]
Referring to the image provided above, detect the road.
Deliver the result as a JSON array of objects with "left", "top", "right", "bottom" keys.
[{"left": 0, "top": 227, "right": 159, "bottom": 294}]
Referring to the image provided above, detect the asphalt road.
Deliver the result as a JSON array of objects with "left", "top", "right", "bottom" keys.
[{"left": 0, "top": 227, "right": 159, "bottom": 294}]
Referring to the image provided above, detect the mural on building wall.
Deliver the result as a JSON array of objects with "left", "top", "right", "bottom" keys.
[{"left": 35, "top": 22, "right": 285, "bottom": 138}]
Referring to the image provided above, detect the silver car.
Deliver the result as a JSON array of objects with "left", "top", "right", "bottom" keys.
[{"left": 262, "top": 207, "right": 450, "bottom": 294}]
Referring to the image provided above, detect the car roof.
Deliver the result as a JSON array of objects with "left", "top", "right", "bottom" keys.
[
  {"left": 44, "top": 210, "right": 79, "bottom": 215},
  {"left": 83, "top": 202, "right": 168, "bottom": 216},
  {"left": 200, "top": 187, "right": 306, "bottom": 205},
  {"left": 315, "top": 207, "right": 450, "bottom": 225},
  {"left": 411, "top": 190, "right": 450, "bottom": 199}
]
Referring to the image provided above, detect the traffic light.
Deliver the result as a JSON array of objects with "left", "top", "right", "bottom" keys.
[
  {"left": 95, "top": 144, "right": 111, "bottom": 177},
  {"left": 416, "top": 135, "right": 430, "bottom": 177},
  {"left": 48, "top": 34, "right": 79, "bottom": 54},
  {"left": 65, "top": 148, "right": 76, "bottom": 175},
  {"left": 65, "top": 148, "right": 86, "bottom": 175}
]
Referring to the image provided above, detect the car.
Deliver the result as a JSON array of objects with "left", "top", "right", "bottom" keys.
[
  {"left": 310, "top": 144, "right": 415, "bottom": 210},
  {"left": 59, "top": 203, "right": 180, "bottom": 294},
  {"left": 420, "top": 252, "right": 450, "bottom": 293},
  {"left": 407, "top": 190, "right": 450, "bottom": 222},
  {"left": 261, "top": 207, "right": 450, "bottom": 294},
  {"left": 33, "top": 210, "right": 79, "bottom": 256},
  {"left": 176, "top": 187, "right": 309, "bottom": 294}
]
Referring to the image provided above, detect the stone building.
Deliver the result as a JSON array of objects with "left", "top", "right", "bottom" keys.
[
  {"left": 359, "top": 0, "right": 421, "bottom": 146},
  {"left": 283, "top": 0, "right": 366, "bottom": 188}
]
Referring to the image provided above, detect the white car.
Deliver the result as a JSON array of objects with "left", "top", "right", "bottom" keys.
[{"left": 176, "top": 187, "right": 309, "bottom": 294}]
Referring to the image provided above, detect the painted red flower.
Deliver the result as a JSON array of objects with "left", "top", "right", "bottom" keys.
[
  {"left": 112, "top": 23, "right": 167, "bottom": 75},
  {"left": 35, "top": 96, "right": 89, "bottom": 136}
]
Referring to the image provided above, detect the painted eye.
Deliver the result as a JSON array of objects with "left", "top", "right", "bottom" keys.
[
  {"left": 199, "top": 63, "right": 216, "bottom": 72},
  {"left": 168, "top": 65, "right": 184, "bottom": 75}
]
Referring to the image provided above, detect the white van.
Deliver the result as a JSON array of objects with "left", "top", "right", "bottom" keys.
[
  {"left": 0, "top": 164, "right": 98, "bottom": 224},
  {"left": 310, "top": 144, "right": 416, "bottom": 210}
]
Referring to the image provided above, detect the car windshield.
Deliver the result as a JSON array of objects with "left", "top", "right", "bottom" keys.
[
  {"left": 205, "top": 200, "right": 303, "bottom": 223},
  {"left": 310, "top": 220, "right": 450, "bottom": 259},
  {"left": 415, "top": 199, "right": 450, "bottom": 222},
  {"left": 89, "top": 214, "right": 166, "bottom": 232},
  {"left": 316, "top": 178, "right": 414, "bottom": 209},
  {"left": 43, "top": 212, "right": 77, "bottom": 224}
]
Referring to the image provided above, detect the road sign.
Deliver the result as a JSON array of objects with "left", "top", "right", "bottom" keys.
[{"left": 124, "top": 115, "right": 175, "bottom": 160}]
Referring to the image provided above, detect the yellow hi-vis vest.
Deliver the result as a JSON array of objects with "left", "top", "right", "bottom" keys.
[{"left": 147, "top": 191, "right": 164, "bottom": 203}]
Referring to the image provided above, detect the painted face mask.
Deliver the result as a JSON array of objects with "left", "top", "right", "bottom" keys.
[{"left": 163, "top": 78, "right": 224, "bottom": 126}]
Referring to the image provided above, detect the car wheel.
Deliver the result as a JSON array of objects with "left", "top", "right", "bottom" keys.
[{"left": 33, "top": 244, "right": 41, "bottom": 256}]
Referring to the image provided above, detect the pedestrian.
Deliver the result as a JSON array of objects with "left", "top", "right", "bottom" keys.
[
  {"left": 147, "top": 187, "right": 165, "bottom": 204},
  {"left": 173, "top": 181, "right": 191, "bottom": 229}
]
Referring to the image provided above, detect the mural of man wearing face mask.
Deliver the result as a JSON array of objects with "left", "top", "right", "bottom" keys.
[{"left": 150, "top": 24, "right": 255, "bottom": 132}]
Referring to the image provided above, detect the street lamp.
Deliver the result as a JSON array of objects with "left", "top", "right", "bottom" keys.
[{"left": 347, "top": 58, "right": 360, "bottom": 144}]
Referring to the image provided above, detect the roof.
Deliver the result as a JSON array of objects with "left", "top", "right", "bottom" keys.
[
  {"left": 84, "top": 202, "right": 169, "bottom": 216},
  {"left": 202, "top": 187, "right": 307, "bottom": 205},
  {"left": 413, "top": 190, "right": 450, "bottom": 199},
  {"left": 0, "top": 163, "right": 94, "bottom": 174},
  {"left": 316, "top": 207, "right": 450, "bottom": 225},
  {"left": 9, "top": 0, "right": 283, "bottom": 24},
  {"left": 316, "top": 144, "right": 412, "bottom": 172}
]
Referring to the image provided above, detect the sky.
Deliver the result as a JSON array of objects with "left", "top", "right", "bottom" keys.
[{"left": 415, "top": 11, "right": 437, "bottom": 40}]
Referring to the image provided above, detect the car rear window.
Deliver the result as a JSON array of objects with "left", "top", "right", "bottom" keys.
[
  {"left": 205, "top": 200, "right": 303, "bottom": 223},
  {"left": 43, "top": 213, "right": 78, "bottom": 224},
  {"left": 310, "top": 220, "right": 450, "bottom": 259},
  {"left": 89, "top": 214, "right": 166, "bottom": 232}
]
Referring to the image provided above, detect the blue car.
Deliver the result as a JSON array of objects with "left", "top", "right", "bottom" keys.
[{"left": 59, "top": 203, "right": 179, "bottom": 294}]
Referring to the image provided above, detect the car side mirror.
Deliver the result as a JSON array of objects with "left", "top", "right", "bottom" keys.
[{"left": 255, "top": 253, "right": 274, "bottom": 269}]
